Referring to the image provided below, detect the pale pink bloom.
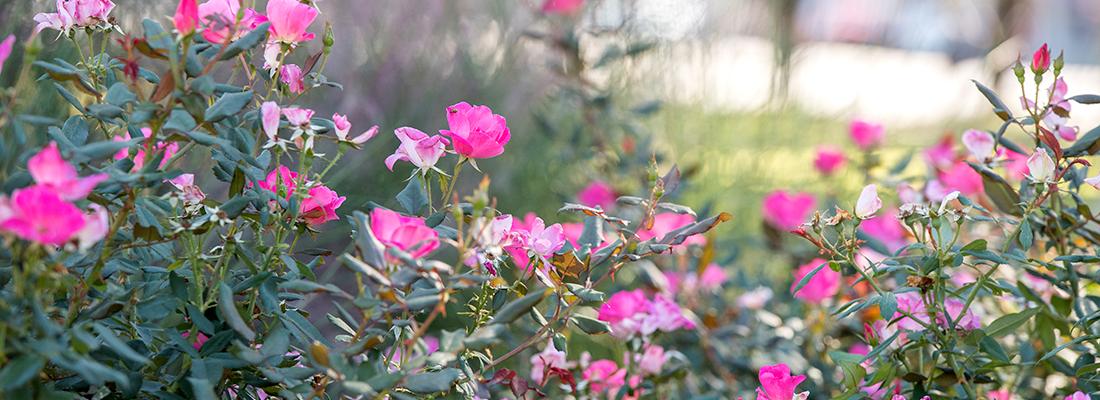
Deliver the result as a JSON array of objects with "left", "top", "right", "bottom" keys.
[
  {"left": 988, "top": 389, "right": 1014, "bottom": 400},
  {"left": 280, "top": 64, "right": 305, "bottom": 94},
  {"left": 524, "top": 217, "right": 565, "bottom": 258},
  {"left": 349, "top": 125, "right": 379, "bottom": 145},
  {"left": 114, "top": 127, "right": 179, "bottom": 171},
  {"left": 896, "top": 183, "right": 923, "bottom": 205},
  {"left": 332, "top": 113, "right": 351, "bottom": 141},
  {"left": 761, "top": 191, "right": 816, "bottom": 230},
  {"left": 1064, "top": 391, "right": 1089, "bottom": 400},
  {"left": 0, "top": 185, "right": 85, "bottom": 246},
  {"left": 34, "top": 0, "right": 116, "bottom": 33},
  {"left": 369, "top": 207, "right": 440, "bottom": 260},
  {"left": 300, "top": 185, "right": 345, "bottom": 226},
  {"left": 167, "top": 173, "right": 207, "bottom": 204},
  {"left": 756, "top": 364, "right": 808, "bottom": 400},
  {"left": 939, "top": 298, "right": 981, "bottom": 330},
  {"left": 0, "top": 35, "right": 14, "bottom": 76},
  {"left": 542, "top": 0, "right": 585, "bottom": 14},
  {"left": 636, "top": 213, "right": 705, "bottom": 247},
  {"left": 584, "top": 360, "right": 627, "bottom": 394},
  {"left": 923, "top": 135, "right": 956, "bottom": 169},
  {"left": 962, "top": 129, "right": 996, "bottom": 161},
  {"left": 600, "top": 289, "right": 696, "bottom": 338},
  {"left": 850, "top": 119, "right": 885, "bottom": 150},
  {"left": 938, "top": 162, "right": 983, "bottom": 196},
  {"left": 792, "top": 258, "right": 840, "bottom": 304},
  {"left": 529, "top": 340, "right": 569, "bottom": 383},
  {"left": 636, "top": 345, "right": 667, "bottom": 376},
  {"left": 197, "top": 0, "right": 265, "bottom": 44},
  {"left": 893, "top": 292, "right": 930, "bottom": 330},
  {"left": 1050, "top": 77, "right": 1071, "bottom": 112},
  {"left": 855, "top": 184, "right": 882, "bottom": 218},
  {"left": 1084, "top": 175, "right": 1100, "bottom": 190},
  {"left": 174, "top": 0, "right": 200, "bottom": 34},
  {"left": 1027, "top": 148, "right": 1056, "bottom": 183},
  {"left": 577, "top": 180, "right": 616, "bottom": 210},
  {"left": 860, "top": 212, "right": 907, "bottom": 252},
  {"left": 950, "top": 270, "right": 977, "bottom": 288},
  {"left": 28, "top": 142, "right": 108, "bottom": 201},
  {"left": 466, "top": 215, "right": 514, "bottom": 270},
  {"left": 181, "top": 331, "right": 209, "bottom": 351},
  {"left": 440, "top": 102, "right": 511, "bottom": 159},
  {"left": 1044, "top": 112, "right": 1078, "bottom": 141},
  {"left": 75, "top": 204, "right": 109, "bottom": 251},
  {"left": 736, "top": 287, "right": 773, "bottom": 310},
  {"left": 256, "top": 165, "right": 299, "bottom": 199},
  {"left": 665, "top": 263, "right": 727, "bottom": 295},
  {"left": 1032, "top": 43, "right": 1050, "bottom": 73},
  {"left": 261, "top": 102, "right": 281, "bottom": 143},
  {"left": 266, "top": 0, "right": 317, "bottom": 44},
  {"left": 640, "top": 295, "right": 695, "bottom": 335},
  {"left": 385, "top": 127, "right": 449, "bottom": 172},
  {"left": 282, "top": 107, "right": 314, "bottom": 127},
  {"left": 813, "top": 146, "right": 846, "bottom": 176}
]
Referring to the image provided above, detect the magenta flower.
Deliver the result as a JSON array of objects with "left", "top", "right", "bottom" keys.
[
  {"left": 923, "top": 135, "right": 956, "bottom": 169},
  {"left": 756, "top": 363, "right": 807, "bottom": 400},
  {"left": 299, "top": 185, "right": 345, "bottom": 226},
  {"left": 962, "top": 129, "right": 995, "bottom": 161},
  {"left": 34, "top": 0, "right": 116, "bottom": 33},
  {"left": 761, "top": 190, "right": 816, "bottom": 230},
  {"left": 1031, "top": 43, "right": 1051, "bottom": 74},
  {"left": 369, "top": 207, "right": 440, "bottom": 260},
  {"left": 181, "top": 331, "right": 209, "bottom": 351},
  {"left": 524, "top": 217, "right": 565, "bottom": 258},
  {"left": 542, "top": 0, "right": 585, "bottom": 14},
  {"left": 641, "top": 294, "right": 696, "bottom": 335},
  {"left": 114, "top": 127, "right": 179, "bottom": 171},
  {"left": 440, "top": 102, "right": 511, "bottom": 159},
  {"left": 791, "top": 258, "right": 840, "bottom": 304},
  {"left": 988, "top": 390, "right": 1014, "bottom": 400},
  {"left": 28, "top": 142, "right": 108, "bottom": 201},
  {"left": 577, "top": 180, "right": 616, "bottom": 210},
  {"left": 332, "top": 113, "right": 351, "bottom": 140},
  {"left": 860, "top": 212, "right": 908, "bottom": 253},
  {"left": 0, "top": 35, "right": 14, "bottom": 76},
  {"left": 598, "top": 289, "right": 693, "bottom": 338},
  {"left": 174, "top": 0, "right": 200, "bottom": 34},
  {"left": 1064, "top": 391, "right": 1089, "bottom": 400},
  {"left": 75, "top": 203, "right": 109, "bottom": 251},
  {"left": 1000, "top": 149, "right": 1030, "bottom": 181},
  {"left": 597, "top": 289, "right": 649, "bottom": 326},
  {"left": 385, "top": 127, "right": 449, "bottom": 172},
  {"left": 938, "top": 161, "right": 983, "bottom": 196},
  {"left": 849, "top": 119, "right": 885, "bottom": 150},
  {"left": 257, "top": 165, "right": 299, "bottom": 199},
  {"left": 583, "top": 360, "right": 627, "bottom": 394},
  {"left": 813, "top": 146, "right": 845, "bottom": 176},
  {"left": 280, "top": 64, "right": 305, "bottom": 94},
  {"left": 939, "top": 297, "right": 981, "bottom": 330},
  {"left": 637, "top": 213, "right": 705, "bottom": 247},
  {"left": 0, "top": 185, "right": 85, "bottom": 246},
  {"left": 266, "top": 0, "right": 318, "bottom": 44},
  {"left": 197, "top": 0, "right": 265, "bottom": 44}
]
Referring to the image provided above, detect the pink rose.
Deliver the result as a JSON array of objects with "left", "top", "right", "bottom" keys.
[
  {"left": 167, "top": 173, "right": 207, "bottom": 204},
  {"left": 282, "top": 107, "right": 314, "bottom": 127},
  {"left": 755, "top": 363, "right": 806, "bottom": 400},
  {"left": 266, "top": 0, "right": 318, "bottom": 44},
  {"left": 813, "top": 146, "right": 846, "bottom": 176},
  {"left": 923, "top": 135, "right": 956, "bottom": 169},
  {"left": 0, "top": 185, "right": 85, "bottom": 246},
  {"left": 256, "top": 165, "right": 299, "bottom": 199},
  {"left": 75, "top": 203, "right": 109, "bottom": 251},
  {"left": 939, "top": 297, "right": 981, "bottom": 330},
  {"left": 529, "top": 340, "right": 570, "bottom": 383},
  {"left": 791, "top": 258, "right": 840, "bottom": 304},
  {"left": 850, "top": 119, "right": 885, "bottom": 150},
  {"left": 636, "top": 213, "right": 705, "bottom": 247},
  {"left": 938, "top": 162, "right": 983, "bottom": 196},
  {"left": 664, "top": 263, "right": 727, "bottom": 295},
  {"left": 299, "top": 185, "right": 345, "bottom": 226},
  {"left": 893, "top": 292, "right": 930, "bottom": 330},
  {"left": 0, "top": 35, "right": 14, "bottom": 76},
  {"left": 280, "top": 64, "right": 305, "bottom": 94},
  {"left": 440, "top": 102, "right": 510, "bottom": 159},
  {"left": 1064, "top": 391, "right": 1089, "bottom": 400},
  {"left": 261, "top": 102, "right": 281, "bottom": 144},
  {"left": 761, "top": 190, "right": 816, "bottom": 230},
  {"left": 1031, "top": 43, "right": 1050, "bottom": 74},
  {"left": 1026, "top": 148, "right": 1056, "bottom": 183},
  {"left": 597, "top": 289, "right": 649, "bottom": 325},
  {"left": 635, "top": 345, "right": 667, "bottom": 376},
  {"left": 174, "top": 0, "right": 200, "bottom": 34},
  {"left": 962, "top": 129, "right": 996, "bottom": 161},
  {"left": 988, "top": 389, "right": 1014, "bottom": 400},
  {"left": 542, "top": 0, "right": 585, "bottom": 14},
  {"left": 577, "top": 180, "right": 616, "bottom": 210},
  {"left": 860, "top": 212, "right": 907, "bottom": 253},
  {"left": 1000, "top": 149, "right": 1030, "bottom": 181},
  {"left": 385, "top": 127, "right": 449, "bottom": 172},
  {"left": 523, "top": 217, "right": 566, "bottom": 258},
  {"left": 197, "top": 0, "right": 264, "bottom": 44},
  {"left": 583, "top": 360, "right": 626, "bottom": 394},
  {"left": 34, "top": 0, "right": 116, "bottom": 33},
  {"left": 114, "top": 127, "right": 179, "bottom": 171},
  {"left": 28, "top": 142, "right": 108, "bottom": 201},
  {"left": 369, "top": 207, "right": 440, "bottom": 260}
]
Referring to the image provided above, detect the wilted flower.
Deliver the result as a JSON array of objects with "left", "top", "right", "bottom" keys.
[
  {"left": 792, "top": 258, "right": 840, "bottom": 304},
  {"left": 369, "top": 207, "right": 440, "bottom": 260},
  {"left": 440, "top": 102, "right": 510, "bottom": 159},
  {"left": 813, "top": 146, "right": 846, "bottom": 176},
  {"left": 962, "top": 129, "right": 996, "bottom": 161},
  {"left": 849, "top": 119, "right": 885, "bottom": 150},
  {"left": 299, "top": 185, "right": 345, "bottom": 226},
  {"left": 1026, "top": 148, "right": 1056, "bottom": 183},
  {"left": 761, "top": 191, "right": 816, "bottom": 230},
  {"left": 385, "top": 127, "right": 449, "bottom": 173},
  {"left": 855, "top": 184, "right": 882, "bottom": 218},
  {"left": 280, "top": 64, "right": 305, "bottom": 94},
  {"left": 266, "top": 0, "right": 318, "bottom": 44},
  {"left": 28, "top": 142, "right": 108, "bottom": 201},
  {"left": 756, "top": 364, "right": 808, "bottom": 400},
  {"left": 0, "top": 185, "right": 86, "bottom": 246},
  {"left": 577, "top": 180, "right": 616, "bottom": 210}
]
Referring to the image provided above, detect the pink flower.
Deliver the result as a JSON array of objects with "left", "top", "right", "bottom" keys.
[
  {"left": 736, "top": 287, "right": 773, "bottom": 310},
  {"left": 530, "top": 340, "right": 570, "bottom": 383},
  {"left": 182, "top": 331, "right": 210, "bottom": 351},
  {"left": 636, "top": 345, "right": 667, "bottom": 376},
  {"left": 755, "top": 364, "right": 807, "bottom": 400},
  {"left": 0, "top": 185, "right": 85, "bottom": 246},
  {"left": 1026, "top": 148, "right": 1056, "bottom": 183},
  {"left": 167, "top": 173, "right": 207, "bottom": 204},
  {"left": 257, "top": 165, "right": 299, "bottom": 198},
  {"left": 988, "top": 389, "right": 1014, "bottom": 400},
  {"left": 855, "top": 184, "right": 882, "bottom": 218},
  {"left": 349, "top": 125, "right": 379, "bottom": 145},
  {"left": 850, "top": 119, "right": 885, "bottom": 150},
  {"left": 1031, "top": 43, "right": 1051, "bottom": 73},
  {"left": 266, "top": 0, "right": 317, "bottom": 44},
  {"left": 923, "top": 135, "right": 956, "bottom": 169},
  {"left": 791, "top": 258, "right": 840, "bottom": 304},
  {"left": 332, "top": 113, "right": 351, "bottom": 140},
  {"left": 583, "top": 360, "right": 626, "bottom": 394},
  {"left": 598, "top": 289, "right": 649, "bottom": 326},
  {"left": 28, "top": 142, "right": 108, "bottom": 201},
  {"left": 962, "top": 129, "right": 996, "bottom": 161},
  {"left": 761, "top": 191, "right": 816, "bottom": 230},
  {"left": 369, "top": 207, "right": 440, "bottom": 260},
  {"left": 197, "top": 0, "right": 264, "bottom": 44},
  {"left": 440, "top": 102, "right": 511, "bottom": 159},
  {"left": 280, "top": 64, "right": 305, "bottom": 94},
  {"left": 385, "top": 127, "right": 449, "bottom": 172},
  {"left": 282, "top": 107, "right": 314, "bottom": 127},
  {"left": 174, "top": 0, "right": 200, "bottom": 34},
  {"left": 938, "top": 162, "right": 983, "bottom": 196},
  {"left": 114, "top": 127, "right": 179, "bottom": 171},
  {"left": 261, "top": 101, "right": 281, "bottom": 143},
  {"left": 524, "top": 217, "right": 566, "bottom": 258},
  {"left": 813, "top": 146, "right": 846, "bottom": 176},
  {"left": 1064, "top": 391, "right": 1089, "bottom": 400},
  {"left": 636, "top": 213, "right": 705, "bottom": 247},
  {"left": 1001, "top": 149, "right": 1030, "bottom": 181},
  {"left": 35, "top": 0, "right": 116, "bottom": 33},
  {"left": 665, "top": 263, "right": 727, "bottom": 295},
  {"left": 939, "top": 297, "right": 981, "bottom": 330},
  {"left": 577, "top": 180, "right": 617, "bottom": 210},
  {"left": 896, "top": 183, "right": 923, "bottom": 205},
  {"left": 75, "top": 204, "right": 109, "bottom": 251},
  {"left": 860, "top": 212, "right": 907, "bottom": 252},
  {"left": 542, "top": 0, "right": 585, "bottom": 14},
  {"left": 893, "top": 292, "right": 930, "bottom": 330},
  {"left": 641, "top": 295, "right": 695, "bottom": 335},
  {"left": 300, "top": 185, "right": 345, "bottom": 226},
  {"left": 0, "top": 35, "right": 14, "bottom": 76}
]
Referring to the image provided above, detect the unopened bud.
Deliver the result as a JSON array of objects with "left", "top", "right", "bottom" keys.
[
  {"left": 323, "top": 22, "right": 334, "bottom": 50},
  {"left": 1012, "top": 60, "right": 1025, "bottom": 84}
]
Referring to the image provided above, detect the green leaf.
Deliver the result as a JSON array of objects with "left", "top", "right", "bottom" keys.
[
  {"left": 204, "top": 90, "right": 254, "bottom": 122},
  {"left": 1065, "top": 124, "right": 1100, "bottom": 157},
  {"left": 404, "top": 368, "right": 463, "bottom": 394},
  {"left": 1019, "top": 219, "right": 1034, "bottom": 248},
  {"left": 396, "top": 178, "right": 428, "bottom": 215},
  {"left": 489, "top": 289, "right": 547, "bottom": 324},
  {"left": 105, "top": 82, "right": 137, "bottom": 106},
  {"left": 1069, "top": 94, "right": 1100, "bottom": 104},
  {"left": 218, "top": 22, "right": 270, "bottom": 61},
  {"left": 0, "top": 354, "right": 45, "bottom": 391},
  {"left": 350, "top": 211, "right": 387, "bottom": 272},
  {"left": 218, "top": 283, "right": 256, "bottom": 341},
  {"left": 960, "top": 239, "right": 988, "bottom": 252},
  {"left": 464, "top": 324, "right": 505, "bottom": 350},
  {"left": 792, "top": 260, "right": 828, "bottom": 294},
  {"left": 565, "top": 283, "right": 605, "bottom": 304},
  {"left": 92, "top": 324, "right": 151, "bottom": 365},
  {"left": 973, "top": 80, "right": 1013, "bottom": 121},
  {"left": 984, "top": 308, "right": 1039, "bottom": 338},
  {"left": 980, "top": 335, "right": 1010, "bottom": 363},
  {"left": 968, "top": 161, "right": 1021, "bottom": 216},
  {"left": 571, "top": 314, "right": 611, "bottom": 335},
  {"left": 878, "top": 292, "right": 897, "bottom": 320}
]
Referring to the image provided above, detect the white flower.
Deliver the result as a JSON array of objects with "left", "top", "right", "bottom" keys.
[
  {"left": 855, "top": 184, "right": 882, "bottom": 218},
  {"left": 1026, "top": 148, "right": 1056, "bottom": 183}
]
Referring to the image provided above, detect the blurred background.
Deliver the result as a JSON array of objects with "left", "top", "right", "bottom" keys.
[{"left": 6, "top": 0, "right": 1100, "bottom": 276}]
